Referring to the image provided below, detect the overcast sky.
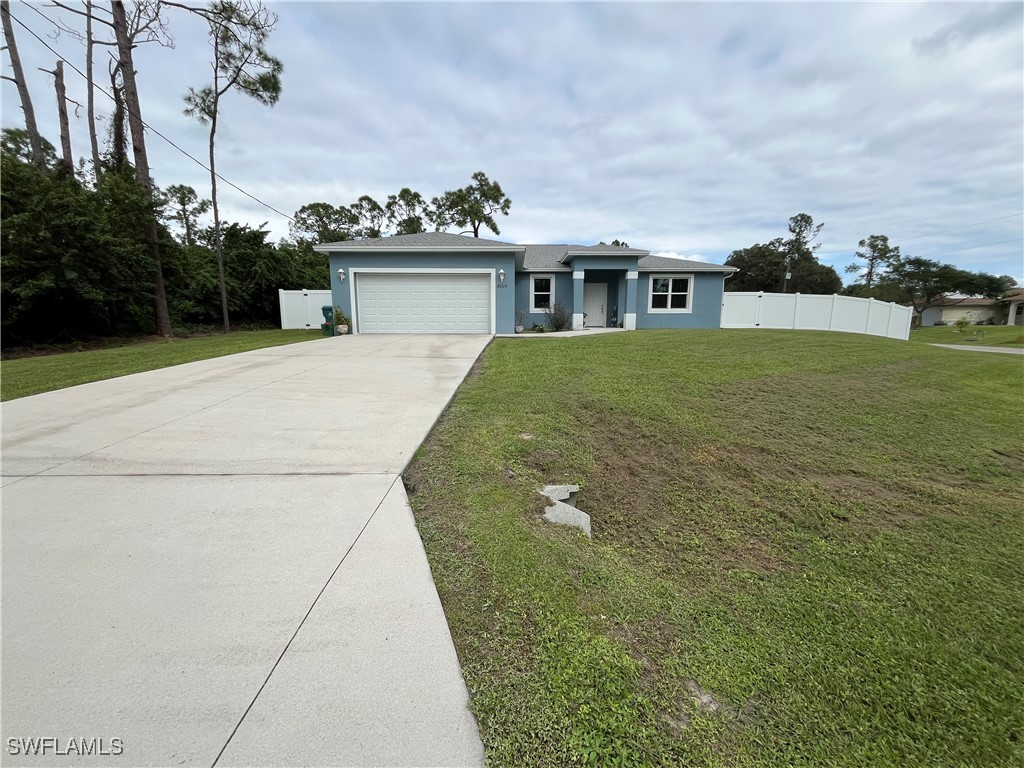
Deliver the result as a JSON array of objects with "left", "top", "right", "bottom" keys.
[{"left": 3, "top": 1, "right": 1022, "bottom": 282}]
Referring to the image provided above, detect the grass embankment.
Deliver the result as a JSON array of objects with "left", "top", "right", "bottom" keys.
[
  {"left": 0, "top": 329, "right": 321, "bottom": 400},
  {"left": 406, "top": 329, "right": 1024, "bottom": 767},
  {"left": 912, "top": 324, "right": 1024, "bottom": 348}
]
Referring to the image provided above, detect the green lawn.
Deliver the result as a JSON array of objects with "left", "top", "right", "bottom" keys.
[
  {"left": 405, "top": 329, "right": 1024, "bottom": 767},
  {"left": 0, "top": 329, "right": 321, "bottom": 400},
  {"left": 912, "top": 324, "right": 1024, "bottom": 348}
]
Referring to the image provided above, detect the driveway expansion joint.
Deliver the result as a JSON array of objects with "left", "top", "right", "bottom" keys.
[{"left": 210, "top": 475, "right": 401, "bottom": 767}]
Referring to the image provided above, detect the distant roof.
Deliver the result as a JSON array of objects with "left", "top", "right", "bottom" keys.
[
  {"left": 314, "top": 231, "right": 735, "bottom": 271},
  {"left": 937, "top": 296, "right": 1001, "bottom": 306}
]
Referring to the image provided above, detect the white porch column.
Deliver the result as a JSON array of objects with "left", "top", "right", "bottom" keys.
[
  {"left": 572, "top": 270, "right": 585, "bottom": 330},
  {"left": 1007, "top": 300, "right": 1021, "bottom": 325},
  {"left": 623, "top": 271, "right": 638, "bottom": 330}
]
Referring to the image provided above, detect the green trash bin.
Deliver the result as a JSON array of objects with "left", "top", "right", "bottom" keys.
[
  {"left": 321, "top": 322, "right": 334, "bottom": 337},
  {"left": 321, "top": 305, "right": 334, "bottom": 337}
]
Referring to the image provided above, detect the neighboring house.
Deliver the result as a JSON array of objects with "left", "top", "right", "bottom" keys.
[
  {"left": 919, "top": 289, "right": 1024, "bottom": 326},
  {"left": 314, "top": 232, "right": 737, "bottom": 334}
]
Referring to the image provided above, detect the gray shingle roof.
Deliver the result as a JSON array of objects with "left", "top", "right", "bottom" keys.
[
  {"left": 315, "top": 231, "right": 522, "bottom": 250},
  {"left": 566, "top": 244, "right": 650, "bottom": 256},
  {"left": 639, "top": 255, "right": 737, "bottom": 272},
  {"left": 314, "top": 231, "right": 735, "bottom": 271},
  {"left": 522, "top": 245, "right": 572, "bottom": 270},
  {"left": 522, "top": 248, "right": 734, "bottom": 272}
]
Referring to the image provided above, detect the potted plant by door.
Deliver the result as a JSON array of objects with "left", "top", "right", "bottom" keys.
[
  {"left": 515, "top": 309, "right": 526, "bottom": 333},
  {"left": 333, "top": 306, "right": 350, "bottom": 335}
]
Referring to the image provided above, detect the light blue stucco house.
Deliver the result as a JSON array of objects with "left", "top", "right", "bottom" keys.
[{"left": 314, "top": 232, "right": 737, "bottom": 334}]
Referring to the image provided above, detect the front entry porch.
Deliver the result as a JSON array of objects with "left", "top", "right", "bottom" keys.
[{"left": 573, "top": 268, "right": 636, "bottom": 330}]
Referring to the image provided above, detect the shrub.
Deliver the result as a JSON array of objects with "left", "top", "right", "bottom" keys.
[
  {"left": 333, "top": 306, "right": 351, "bottom": 327},
  {"left": 545, "top": 302, "right": 572, "bottom": 331}
]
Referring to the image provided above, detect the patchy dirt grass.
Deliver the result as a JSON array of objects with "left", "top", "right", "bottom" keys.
[{"left": 406, "top": 330, "right": 1024, "bottom": 767}]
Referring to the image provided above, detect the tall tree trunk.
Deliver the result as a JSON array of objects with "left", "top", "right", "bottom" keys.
[
  {"left": 52, "top": 61, "right": 74, "bottom": 171},
  {"left": 1, "top": 0, "right": 45, "bottom": 167},
  {"left": 209, "top": 102, "right": 230, "bottom": 333},
  {"left": 109, "top": 65, "right": 127, "bottom": 168},
  {"left": 85, "top": 1, "right": 101, "bottom": 181},
  {"left": 181, "top": 202, "right": 193, "bottom": 247},
  {"left": 111, "top": 0, "right": 172, "bottom": 337}
]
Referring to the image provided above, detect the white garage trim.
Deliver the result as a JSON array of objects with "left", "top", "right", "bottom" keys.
[{"left": 349, "top": 268, "right": 497, "bottom": 334}]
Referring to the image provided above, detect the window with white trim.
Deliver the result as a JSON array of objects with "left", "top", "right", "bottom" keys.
[
  {"left": 648, "top": 274, "right": 692, "bottom": 312},
  {"left": 530, "top": 274, "right": 555, "bottom": 312}
]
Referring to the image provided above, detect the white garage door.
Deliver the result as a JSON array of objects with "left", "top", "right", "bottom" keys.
[{"left": 355, "top": 272, "right": 492, "bottom": 333}]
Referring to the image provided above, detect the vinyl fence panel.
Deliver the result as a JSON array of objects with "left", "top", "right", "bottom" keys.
[
  {"left": 720, "top": 292, "right": 911, "bottom": 340},
  {"left": 831, "top": 295, "right": 869, "bottom": 334},
  {"left": 720, "top": 292, "right": 760, "bottom": 327},
  {"left": 279, "top": 289, "right": 333, "bottom": 329},
  {"left": 793, "top": 294, "right": 833, "bottom": 331}
]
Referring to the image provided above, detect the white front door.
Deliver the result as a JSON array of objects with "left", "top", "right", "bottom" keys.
[{"left": 583, "top": 283, "right": 608, "bottom": 327}]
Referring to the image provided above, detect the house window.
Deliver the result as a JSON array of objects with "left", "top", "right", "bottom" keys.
[
  {"left": 531, "top": 274, "right": 555, "bottom": 312},
  {"left": 648, "top": 274, "right": 692, "bottom": 312}
]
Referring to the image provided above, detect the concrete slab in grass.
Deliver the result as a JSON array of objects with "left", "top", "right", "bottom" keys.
[{"left": 539, "top": 484, "right": 590, "bottom": 538}]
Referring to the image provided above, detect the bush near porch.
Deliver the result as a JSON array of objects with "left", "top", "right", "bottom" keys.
[{"left": 406, "top": 329, "right": 1023, "bottom": 767}]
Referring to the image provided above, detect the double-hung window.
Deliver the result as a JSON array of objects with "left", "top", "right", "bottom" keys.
[
  {"left": 648, "top": 274, "right": 692, "bottom": 312},
  {"left": 531, "top": 274, "right": 554, "bottom": 312}
]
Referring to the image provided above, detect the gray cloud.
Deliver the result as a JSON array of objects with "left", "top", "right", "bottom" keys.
[
  {"left": 913, "top": 1, "right": 1023, "bottom": 55},
  {"left": 2, "top": 1, "right": 1021, "bottom": 281}
]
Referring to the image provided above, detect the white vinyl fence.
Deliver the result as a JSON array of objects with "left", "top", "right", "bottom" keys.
[
  {"left": 278, "top": 289, "right": 333, "bottom": 329},
  {"left": 721, "top": 292, "right": 912, "bottom": 341}
]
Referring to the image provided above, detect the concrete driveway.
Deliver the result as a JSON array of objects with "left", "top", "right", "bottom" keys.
[
  {"left": 928, "top": 343, "right": 1024, "bottom": 355},
  {"left": 1, "top": 334, "right": 490, "bottom": 767}
]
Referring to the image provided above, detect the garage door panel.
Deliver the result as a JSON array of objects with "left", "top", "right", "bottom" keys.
[{"left": 356, "top": 273, "right": 492, "bottom": 334}]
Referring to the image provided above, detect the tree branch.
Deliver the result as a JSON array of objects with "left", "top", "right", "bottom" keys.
[{"left": 47, "top": 1, "right": 114, "bottom": 28}]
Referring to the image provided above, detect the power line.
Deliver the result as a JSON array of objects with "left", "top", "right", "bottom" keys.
[
  {"left": 816, "top": 212, "right": 1024, "bottom": 255},
  {"left": 910, "top": 236, "right": 1024, "bottom": 260},
  {"left": 893, "top": 212, "right": 1024, "bottom": 243},
  {"left": 7, "top": 6, "right": 294, "bottom": 223}
]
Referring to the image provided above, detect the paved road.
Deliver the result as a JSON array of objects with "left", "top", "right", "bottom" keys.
[
  {"left": 928, "top": 343, "right": 1024, "bottom": 355},
  {"left": 2, "top": 335, "right": 490, "bottom": 767}
]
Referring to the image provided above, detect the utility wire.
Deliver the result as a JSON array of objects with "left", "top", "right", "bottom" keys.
[
  {"left": 894, "top": 212, "right": 1023, "bottom": 243},
  {"left": 816, "top": 212, "right": 1024, "bottom": 255},
  {"left": 7, "top": 6, "right": 294, "bottom": 223},
  {"left": 909, "top": 236, "right": 1023, "bottom": 261}
]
